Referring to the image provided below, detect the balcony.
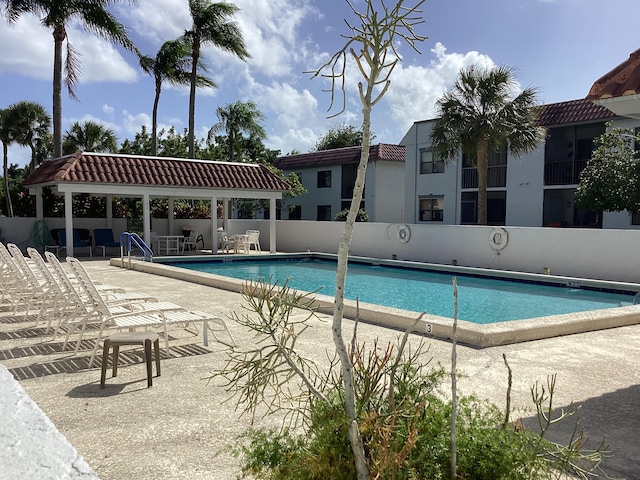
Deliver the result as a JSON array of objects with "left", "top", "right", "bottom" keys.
[
  {"left": 461, "top": 165, "right": 507, "bottom": 189},
  {"left": 544, "top": 160, "right": 587, "bottom": 186}
]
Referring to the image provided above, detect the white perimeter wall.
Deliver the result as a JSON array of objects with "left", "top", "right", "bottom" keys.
[
  {"left": 3, "top": 217, "right": 639, "bottom": 284},
  {"left": 269, "top": 220, "right": 640, "bottom": 284}
]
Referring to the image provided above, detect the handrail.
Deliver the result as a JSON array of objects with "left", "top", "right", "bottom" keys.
[{"left": 119, "top": 232, "right": 153, "bottom": 269}]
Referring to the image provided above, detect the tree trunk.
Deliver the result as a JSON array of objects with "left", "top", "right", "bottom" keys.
[
  {"left": 333, "top": 85, "right": 374, "bottom": 480},
  {"left": 52, "top": 26, "right": 65, "bottom": 158},
  {"left": 152, "top": 80, "right": 161, "bottom": 156},
  {"left": 188, "top": 41, "right": 199, "bottom": 159},
  {"left": 476, "top": 139, "right": 489, "bottom": 225},
  {"left": 3, "top": 143, "right": 13, "bottom": 217}
]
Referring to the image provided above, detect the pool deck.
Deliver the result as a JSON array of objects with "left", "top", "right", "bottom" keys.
[{"left": 2, "top": 258, "right": 640, "bottom": 479}]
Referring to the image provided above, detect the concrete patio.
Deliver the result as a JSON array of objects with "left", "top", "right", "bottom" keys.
[{"left": 1, "top": 259, "right": 639, "bottom": 479}]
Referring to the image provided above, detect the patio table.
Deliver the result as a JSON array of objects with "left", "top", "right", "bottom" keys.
[
  {"left": 155, "top": 235, "right": 184, "bottom": 255},
  {"left": 230, "top": 234, "right": 249, "bottom": 253}
]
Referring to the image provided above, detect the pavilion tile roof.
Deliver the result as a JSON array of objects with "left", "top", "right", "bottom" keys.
[
  {"left": 586, "top": 48, "right": 640, "bottom": 100},
  {"left": 23, "top": 151, "right": 291, "bottom": 191},
  {"left": 537, "top": 98, "right": 617, "bottom": 126},
  {"left": 274, "top": 143, "right": 405, "bottom": 170}
]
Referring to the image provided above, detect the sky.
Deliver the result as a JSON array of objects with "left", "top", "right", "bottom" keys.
[{"left": 1, "top": 0, "right": 639, "bottom": 168}]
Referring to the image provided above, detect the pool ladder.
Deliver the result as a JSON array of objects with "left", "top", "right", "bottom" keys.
[{"left": 119, "top": 232, "right": 153, "bottom": 269}]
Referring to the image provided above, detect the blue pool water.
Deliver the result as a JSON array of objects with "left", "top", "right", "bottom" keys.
[{"left": 168, "top": 258, "right": 635, "bottom": 324}]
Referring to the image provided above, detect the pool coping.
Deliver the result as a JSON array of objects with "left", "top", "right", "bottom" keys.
[{"left": 110, "top": 253, "right": 640, "bottom": 348}]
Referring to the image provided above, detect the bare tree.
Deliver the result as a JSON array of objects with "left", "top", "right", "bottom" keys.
[{"left": 307, "top": 1, "right": 426, "bottom": 477}]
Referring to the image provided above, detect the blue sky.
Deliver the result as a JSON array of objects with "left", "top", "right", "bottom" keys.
[{"left": 1, "top": 0, "right": 639, "bottom": 167}]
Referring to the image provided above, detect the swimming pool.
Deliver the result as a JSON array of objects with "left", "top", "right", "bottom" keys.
[
  {"left": 117, "top": 254, "right": 640, "bottom": 347},
  {"left": 167, "top": 257, "right": 636, "bottom": 325}
]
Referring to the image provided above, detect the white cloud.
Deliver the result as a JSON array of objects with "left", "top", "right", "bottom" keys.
[
  {"left": 0, "top": 16, "right": 52, "bottom": 79},
  {"left": 383, "top": 43, "right": 497, "bottom": 132},
  {"left": 117, "top": 0, "right": 190, "bottom": 45},
  {"left": 102, "top": 104, "right": 114, "bottom": 115},
  {"left": 70, "top": 30, "right": 138, "bottom": 83},
  {"left": 121, "top": 110, "right": 152, "bottom": 137},
  {"left": 6, "top": 145, "right": 31, "bottom": 169},
  {"left": 0, "top": 15, "right": 137, "bottom": 84}
]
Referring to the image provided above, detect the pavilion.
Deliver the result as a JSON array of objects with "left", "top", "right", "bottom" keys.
[{"left": 23, "top": 151, "right": 291, "bottom": 256}]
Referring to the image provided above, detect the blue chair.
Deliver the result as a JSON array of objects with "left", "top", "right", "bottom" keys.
[
  {"left": 58, "top": 228, "right": 92, "bottom": 257},
  {"left": 93, "top": 229, "right": 121, "bottom": 256}
]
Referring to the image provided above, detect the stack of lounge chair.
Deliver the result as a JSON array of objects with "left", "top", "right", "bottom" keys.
[{"left": 0, "top": 242, "right": 235, "bottom": 368}]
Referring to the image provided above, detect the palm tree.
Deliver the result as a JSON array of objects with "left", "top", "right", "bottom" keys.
[
  {"left": 431, "top": 65, "right": 546, "bottom": 225},
  {"left": 62, "top": 120, "right": 117, "bottom": 154},
  {"left": 184, "top": 0, "right": 249, "bottom": 158},
  {"left": 5, "top": 101, "right": 51, "bottom": 172},
  {"left": 2, "top": 0, "right": 138, "bottom": 158},
  {"left": 0, "top": 108, "right": 14, "bottom": 217},
  {"left": 208, "top": 100, "right": 265, "bottom": 162},
  {"left": 139, "top": 39, "right": 215, "bottom": 156}
]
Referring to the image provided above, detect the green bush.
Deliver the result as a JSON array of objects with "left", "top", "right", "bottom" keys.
[
  {"left": 335, "top": 208, "right": 368, "bottom": 222},
  {"left": 232, "top": 365, "right": 551, "bottom": 480},
  {"left": 219, "top": 281, "right": 610, "bottom": 480}
]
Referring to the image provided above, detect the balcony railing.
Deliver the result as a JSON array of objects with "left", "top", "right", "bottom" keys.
[
  {"left": 544, "top": 160, "right": 587, "bottom": 185},
  {"left": 461, "top": 165, "right": 507, "bottom": 189}
]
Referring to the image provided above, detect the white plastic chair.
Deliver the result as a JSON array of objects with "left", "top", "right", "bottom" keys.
[
  {"left": 181, "top": 230, "right": 203, "bottom": 254},
  {"left": 245, "top": 230, "right": 261, "bottom": 252}
]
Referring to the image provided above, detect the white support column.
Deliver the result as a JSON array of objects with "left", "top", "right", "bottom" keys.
[
  {"left": 106, "top": 195, "right": 113, "bottom": 228},
  {"left": 64, "top": 191, "right": 73, "bottom": 257},
  {"left": 143, "top": 194, "right": 151, "bottom": 246},
  {"left": 223, "top": 199, "right": 229, "bottom": 232},
  {"left": 270, "top": 197, "right": 277, "bottom": 253},
  {"left": 35, "top": 187, "right": 43, "bottom": 220},
  {"left": 211, "top": 196, "right": 217, "bottom": 253},
  {"left": 168, "top": 197, "right": 175, "bottom": 235}
]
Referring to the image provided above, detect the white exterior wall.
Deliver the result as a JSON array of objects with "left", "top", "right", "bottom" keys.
[
  {"left": 504, "top": 145, "right": 546, "bottom": 226},
  {"left": 367, "top": 161, "right": 405, "bottom": 223},
  {"left": 282, "top": 159, "right": 404, "bottom": 223},
  {"left": 401, "top": 120, "right": 460, "bottom": 225},
  {"left": 4, "top": 216, "right": 639, "bottom": 283},
  {"left": 270, "top": 220, "right": 640, "bottom": 283},
  {"left": 287, "top": 164, "right": 342, "bottom": 221}
]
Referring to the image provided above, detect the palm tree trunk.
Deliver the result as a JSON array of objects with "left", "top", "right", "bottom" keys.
[
  {"left": 152, "top": 80, "right": 161, "bottom": 156},
  {"left": 29, "top": 143, "right": 37, "bottom": 173},
  {"left": 188, "top": 43, "right": 200, "bottom": 159},
  {"left": 477, "top": 139, "right": 489, "bottom": 225},
  {"left": 228, "top": 132, "right": 235, "bottom": 162},
  {"left": 3, "top": 143, "right": 13, "bottom": 217},
  {"left": 52, "top": 26, "right": 66, "bottom": 158}
]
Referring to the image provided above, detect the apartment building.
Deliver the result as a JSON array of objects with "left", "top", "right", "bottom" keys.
[
  {"left": 274, "top": 49, "right": 640, "bottom": 229},
  {"left": 274, "top": 144, "right": 405, "bottom": 223},
  {"left": 401, "top": 49, "right": 640, "bottom": 229}
]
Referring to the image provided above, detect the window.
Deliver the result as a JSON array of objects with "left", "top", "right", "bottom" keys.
[
  {"left": 288, "top": 205, "right": 301, "bottom": 220},
  {"left": 419, "top": 148, "right": 444, "bottom": 174},
  {"left": 317, "top": 205, "right": 332, "bottom": 221},
  {"left": 632, "top": 212, "right": 640, "bottom": 225},
  {"left": 419, "top": 196, "right": 444, "bottom": 222},
  {"left": 460, "top": 192, "right": 477, "bottom": 224},
  {"left": 460, "top": 191, "right": 506, "bottom": 225},
  {"left": 341, "top": 200, "right": 364, "bottom": 211},
  {"left": 317, "top": 170, "right": 332, "bottom": 188}
]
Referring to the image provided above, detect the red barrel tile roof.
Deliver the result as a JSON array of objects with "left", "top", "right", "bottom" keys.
[
  {"left": 23, "top": 151, "right": 291, "bottom": 191},
  {"left": 274, "top": 143, "right": 405, "bottom": 170},
  {"left": 537, "top": 98, "right": 617, "bottom": 126},
  {"left": 587, "top": 48, "right": 640, "bottom": 100}
]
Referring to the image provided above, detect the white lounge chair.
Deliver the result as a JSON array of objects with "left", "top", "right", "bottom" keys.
[
  {"left": 6, "top": 243, "right": 52, "bottom": 317},
  {"left": 64, "top": 257, "right": 236, "bottom": 367}
]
